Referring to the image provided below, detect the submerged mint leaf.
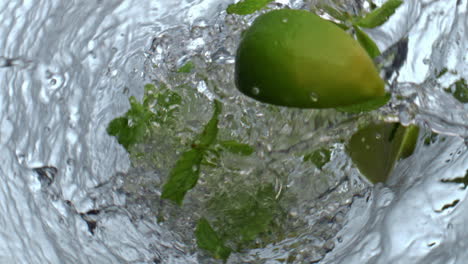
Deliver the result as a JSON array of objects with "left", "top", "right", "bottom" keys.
[
  {"left": 450, "top": 79, "right": 468, "bottom": 103},
  {"left": 177, "top": 61, "right": 195, "bottom": 73},
  {"left": 354, "top": 25, "right": 381, "bottom": 58},
  {"left": 107, "top": 96, "right": 155, "bottom": 150},
  {"left": 226, "top": 0, "right": 273, "bottom": 15},
  {"left": 304, "top": 148, "right": 331, "bottom": 170},
  {"left": 219, "top": 140, "right": 254, "bottom": 156},
  {"left": 161, "top": 149, "right": 203, "bottom": 205},
  {"left": 336, "top": 93, "right": 390, "bottom": 113},
  {"left": 441, "top": 170, "right": 468, "bottom": 189},
  {"left": 207, "top": 184, "right": 283, "bottom": 250},
  {"left": 143, "top": 83, "right": 182, "bottom": 124},
  {"left": 436, "top": 68, "right": 448, "bottom": 79},
  {"left": 320, "top": 5, "right": 350, "bottom": 22},
  {"left": 108, "top": 83, "right": 184, "bottom": 151},
  {"left": 161, "top": 101, "right": 223, "bottom": 205},
  {"left": 195, "top": 218, "right": 232, "bottom": 261},
  {"left": 196, "top": 100, "right": 222, "bottom": 149},
  {"left": 355, "top": 0, "right": 403, "bottom": 28}
]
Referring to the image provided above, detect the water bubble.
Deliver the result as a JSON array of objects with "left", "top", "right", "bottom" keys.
[
  {"left": 309, "top": 92, "right": 318, "bottom": 102},
  {"left": 282, "top": 18, "right": 288, "bottom": 23},
  {"left": 192, "top": 165, "right": 198, "bottom": 172},
  {"left": 365, "top": 145, "right": 370, "bottom": 150},
  {"left": 361, "top": 137, "right": 366, "bottom": 142},
  {"left": 251, "top": 86, "right": 260, "bottom": 95},
  {"left": 375, "top": 133, "right": 382, "bottom": 139}
]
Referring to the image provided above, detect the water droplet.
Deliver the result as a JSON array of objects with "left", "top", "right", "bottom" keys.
[
  {"left": 361, "top": 137, "right": 366, "bottom": 142},
  {"left": 365, "top": 145, "right": 370, "bottom": 150},
  {"left": 251, "top": 86, "right": 260, "bottom": 95},
  {"left": 192, "top": 165, "right": 198, "bottom": 172},
  {"left": 309, "top": 92, "right": 318, "bottom": 102},
  {"left": 282, "top": 18, "right": 288, "bottom": 23},
  {"left": 375, "top": 133, "right": 382, "bottom": 139}
]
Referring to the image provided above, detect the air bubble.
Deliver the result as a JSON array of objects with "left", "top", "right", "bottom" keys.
[
  {"left": 309, "top": 92, "right": 318, "bottom": 102},
  {"left": 251, "top": 86, "right": 260, "bottom": 95}
]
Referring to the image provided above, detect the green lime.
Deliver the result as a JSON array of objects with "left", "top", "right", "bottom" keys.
[
  {"left": 347, "top": 123, "right": 419, "bottom": 183},
  {"left": 235, "top": 9, "right": 385, "bottom": 108}
]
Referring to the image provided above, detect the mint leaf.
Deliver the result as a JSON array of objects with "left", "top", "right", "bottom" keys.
[
  {"left": 304, "top": 148, "right": 331, "bottom": 170},
  {"left": 161, "top": 101, "right": 222, "bottom": 205},
  {"left": 195, "top": 218, "right": 232, "bottom": 261},
  {"left": 207, "top": 184, "right": 283, "bottom": 250},
  {"left": 226, "top": 0, "right": 273, "bottom": 15},
  {"left": 177, "top": 61, "right": 195, "bottom": 73},
  {"left": 436, "top": 68, "right": 448, "bottom": 79},
  {"left": 143, "top": 83, "right": 182, "bottom": 124},
  {"left": 336, "top": 93, "right": 390, "bottom": 113},
  {"left": 444, "top": 79, "right": 468, "bottom": 103},
  {"left": 356, "top": 0, "right": 403, "bottom": 28},
  {"left": 107, "top": 96, "right": 155, "bottom": 150},
  {"left": 196, "top": 100, "right": 222, "bottom": 149},
  {"left": 108, "top": 83, "right": 183, "bottom": 151},
  {"left": 319, "top": 5, "right": 350, "bottom": 22},
  {"left": 161, "top": 149, "right": 203, "bottom": 205},
  {"left": 219, "top": 140, "right": 254, "bottom": 156},
  {"left": 354, "top": 25, "right": 381, "bottom": 58},
  {"left": 441, "top": 170, "right": 468, "bottom": 189}
]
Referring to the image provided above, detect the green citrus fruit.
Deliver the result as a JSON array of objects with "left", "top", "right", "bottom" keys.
[
  {"left": 235, "top": 9, "right": 385, "bottom": 108},
  {"left": 347, "top": 122, "right": 419, "bottom": 183}
]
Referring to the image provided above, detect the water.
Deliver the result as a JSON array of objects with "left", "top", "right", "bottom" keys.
[{"left": 0, "top": 0, "right": 466, "bottom": 264}]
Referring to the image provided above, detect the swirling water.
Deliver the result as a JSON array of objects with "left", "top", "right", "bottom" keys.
[{"left": 0, "top": 0, "right": 466, "bottom": 264}]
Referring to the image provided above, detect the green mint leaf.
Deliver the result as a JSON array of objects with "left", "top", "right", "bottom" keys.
[
  {"left": 143, "top": 83, "right": 182, "bottom": 123},
  {"left": 161, "top": 149, "right": 204, "bottom": 205},
  {"left": 353, "top": 25, "right": 381, "bottom": 58},
  {"left": 336, "top": 93, "right": 390, "bottom": 113},
  {"left": 219, "top": 140, "right": 254, "bottom": 156},
  {"left": 107, "top": 96, "right": 154, "bottom": 150},
  {"left": 356, "top": 0, "right": 403, "bottom": 28},
  {"left": 161, "top": 101, "right": 222, "bottom": 205},
  {"left": 304, "top": 148, "right": 331, "bottom": 170},
  {"left": 444, "top": 79, "right": 468, "bottom": 103},
  {"left": 320, "top": 5, "right": 350, "bottom": 22},
  {"left": 196, "top": 100, "right": 222, "bottom": 149},
  {"left": 226, "top": 0, "right": 273, "bottom": 15},
  {"left": 207, "top": 185, "right": 282, "bottom": 250},
  {"left": 347, "top": 122, "right": 419, "bottom": 183},
  {"left": 436, "top": 67, "right": 448, "bottom": 79},
  {"left": 195, "top": 218, "right": 232, "bottom": 261},
  {"left": 177, "top": 61, "right": 195, "bottom": 73},
  {"left": 441, "top": 170, "right": 468, "bottom": 189}
]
